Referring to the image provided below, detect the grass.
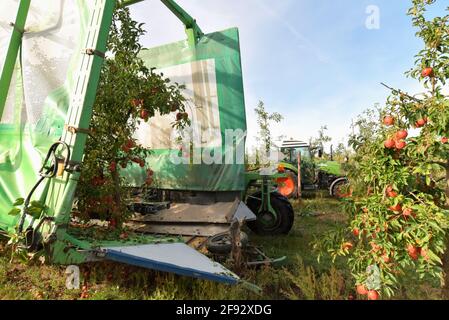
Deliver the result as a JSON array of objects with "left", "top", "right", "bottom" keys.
[{"left": 0, "top": 191, "right": 445, "bottom": 300}]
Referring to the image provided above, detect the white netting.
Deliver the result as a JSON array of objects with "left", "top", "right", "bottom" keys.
[
  {"left": 134, "top": 59, "right": 222, "bottom": 149},
  {"left": 21, "top": 0, "right": 81, "bottom": 125},
  {"left": 0, "top": 0, "right": 19, "bottom": 124}
]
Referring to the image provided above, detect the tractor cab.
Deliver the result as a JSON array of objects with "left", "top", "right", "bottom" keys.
[
  {"left": 276, "top": 139, "right": 348, "bottom": 199},
  {"left": 276, "top": 140, "right": 318, "bottom": 198}
]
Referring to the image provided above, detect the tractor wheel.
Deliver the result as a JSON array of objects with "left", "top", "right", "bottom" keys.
[
  {"left": 245, "top": 192, "right": 294, "bottom": 236},
  {"left": 330, "top": 178, "right": 351, "bottom": 198},
  {"left": 276, "top": 171, "right": 298, "bottom": 199},
  {"left": 206, "top": 231, "right": 249, "bottom": 255}
]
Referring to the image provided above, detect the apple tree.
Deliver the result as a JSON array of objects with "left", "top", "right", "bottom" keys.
[
  {"left": 75, "top": 6, "right": 188, "bottom": 226},
  {"left": 314, "top": 0, "right": 449, "bottom": 299}
]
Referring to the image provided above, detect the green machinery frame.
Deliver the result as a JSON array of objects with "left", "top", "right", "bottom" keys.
[
  {"left": 0, "top": 0, "right": 30, "bottom": 120},
  {"left": 120, "top": 0, "right": 203, "bottom": 47},
  {"left": 120, "top": 0, "right": 287, "bottom": 224},
  {"left": 0, "top": 0, "right": 156, "bottom": 265},
  {"left": 0, "top": 0, "right": 287, "bottom": 264}
]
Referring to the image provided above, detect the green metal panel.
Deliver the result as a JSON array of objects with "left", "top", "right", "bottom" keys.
[{"left": 124, "top": 27, "right": 247, "bottom": 192}]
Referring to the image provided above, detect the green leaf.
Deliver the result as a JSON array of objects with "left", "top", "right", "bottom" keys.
[
  {"left": 13, "top": 198, "right": 24, "bottom": 206},
  {"left": 27, "top": 207, "right": 43, "bottom": 219},
  {"left": 8, "top": 208, "right": 21, "bottom": 216},
  {"left": 30, "top": 200, "right": 44, "bottom": 209}
]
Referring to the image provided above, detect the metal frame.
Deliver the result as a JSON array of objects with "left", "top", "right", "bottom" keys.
[
  {"left": 119, "top": 0, "right": 204, "bottom": 46},
  {"left": 243, "top": 171, "right": 289, "bottom": 223},
  {"left": 0, "top": 0, "right": 31, "bottom": 121},
  {"left": 46, "top": 0, "right": 118, "bottom": 264}
]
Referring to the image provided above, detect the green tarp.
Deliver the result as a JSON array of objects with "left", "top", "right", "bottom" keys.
[
  {"left": 0, "top": 1, "right": 99, "bottom": 232},
  {"left": 123, "top": 28, "right": 247, "bottom": 192}
]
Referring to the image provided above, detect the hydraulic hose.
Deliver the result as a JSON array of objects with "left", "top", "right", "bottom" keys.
[{"left": 17, "top": 141, "right": 71, "bottom": 235}]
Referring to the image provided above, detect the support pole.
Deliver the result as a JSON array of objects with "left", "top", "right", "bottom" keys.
[
  {"left": 0, "top": 0, "right": 31, "bottom": 121},
  {"left": 297, "top": 153, "right": 302, "bottom": 198}
]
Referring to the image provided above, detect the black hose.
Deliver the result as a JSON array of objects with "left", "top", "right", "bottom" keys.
[{"left": 17, "top": 141, "right": 70, "bottom": 234}]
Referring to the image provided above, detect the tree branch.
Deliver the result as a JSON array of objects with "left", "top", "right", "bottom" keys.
[{"left": 380, "top": 82, "right": 422, "bottom": 102}]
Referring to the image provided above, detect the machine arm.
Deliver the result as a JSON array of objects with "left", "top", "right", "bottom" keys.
[{"left": 119, "top": 0, "right": 204, "bottom": 45}]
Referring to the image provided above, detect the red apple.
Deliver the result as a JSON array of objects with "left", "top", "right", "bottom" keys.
[
  {"left": 395, "top": 130, "right": 408, "bottom": 140},
  {"left": 420, "top": 248, "right": 430, "bottom": 261},
  {"left": 367, "top": 290, "right": 379, "bottom": 300},
  {"left": 387, "top": 190, "right": 398, "bottom": 198},
  {"left": 140, "top": 109, "right": 149, "bottom": 121},
  {"left": 402, "top": 208, "right": 414, "bottom": 217},
  {"left": 109, "top": 161, "right": 116, "bottom": 173},
  {"left": 407, "top": 244, "right": 421, "bottom": 260},
  {"left": 131, "top": 99, "right": 142, "bottom": 107},
  {"left": 421, "top": 67, "right": 434, "bottom": 78},
  {"left": 383, "top": 116, "right": 395, "bottom": 126},
  {"left": 356, "top": 284, "right": 368, "bottom": 295},
  {"left": 415, "top": 118, "right": 428, "bottom": 128},
  {"left": 121, "top": 145, "right": 131, "bottom": 153},
  {"left": 126, "top": 139, "right": 135, "bottom": 149},
  {"left": 441, "top": 137, "right": 448, "bottom": 144},
  {"left": 131, "top": 157, "right": 141, "bottom": 164},
  {"left": 395, "top": 140, "right": 407, "bottom": 150},
  {"left": 384, "top": 139, "right": 396, "bottom": 149},
  {"left": 389, "top": 204, "right": 402, "bottom": 212}
]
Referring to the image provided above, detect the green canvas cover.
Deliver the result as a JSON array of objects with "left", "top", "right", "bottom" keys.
[
  {"left": 122, "top": 28, "right": 247, "bottom": 192},
  {"left": 0, "top": 1, "right": 106, "bottom": 232}
]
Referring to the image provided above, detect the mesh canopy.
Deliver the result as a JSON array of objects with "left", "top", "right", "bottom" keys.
[
  {"left": 0, "top": 1, "right": 96, "bottom": 231},
  {"left": 124, "top": 28, "right": 248, "bottom": 192}
]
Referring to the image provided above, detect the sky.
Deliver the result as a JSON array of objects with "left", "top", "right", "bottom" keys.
[{"left": 129, "top": 0, "right": 448, "bottom": 151}]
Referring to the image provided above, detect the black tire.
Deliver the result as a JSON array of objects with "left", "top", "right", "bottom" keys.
[
  {"left": 330, "top": 178, "right": 350, "bottom": 198},
  {"left": 245, "top": 192, "right": 294, "bottom": 236},
  {"left": 206, "top": 231, "right": 249, "bottom": 255}
]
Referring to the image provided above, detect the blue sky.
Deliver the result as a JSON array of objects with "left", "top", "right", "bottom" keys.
[{"left": 130, "top": 0, "right": 447, "bottom": 150}]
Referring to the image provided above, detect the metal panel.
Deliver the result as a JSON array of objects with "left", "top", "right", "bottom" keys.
[
  {"left": 129, "top": 222, "right": 230, "bottom": 237},
  {"left": 102, "top": 243, "right": 239, "bottom": 284},
  {"left": 133, "top": 200, "right": 240, "bottom": 224},
  {"left": 129, "top": 200, "right": 256, "bottom": 237}
]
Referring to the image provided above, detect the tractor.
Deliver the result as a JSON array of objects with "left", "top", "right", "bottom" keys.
[
  {"left": 0, "top": 0, "right": 293, "bottom": 285},
  {"left": 275, "top": 139, "right": 350, "bottom": 199}
]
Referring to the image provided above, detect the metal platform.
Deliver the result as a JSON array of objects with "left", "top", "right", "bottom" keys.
[
  {"left": 128, "top": 199, "right": 256, "bottom": 237},
  {"left": 100, "top": 242, "right": 239, "bottom": 284}
]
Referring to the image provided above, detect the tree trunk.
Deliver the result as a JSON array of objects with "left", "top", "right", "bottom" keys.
[
  {"left": 446, "top": 161, "right": 449, "bottom": 205},
  {"left": 111, "top": 169, "right": 122, "bottom": 219},
  {"left": 442, "top": 162, "right": 449, "bottom": 298}
]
